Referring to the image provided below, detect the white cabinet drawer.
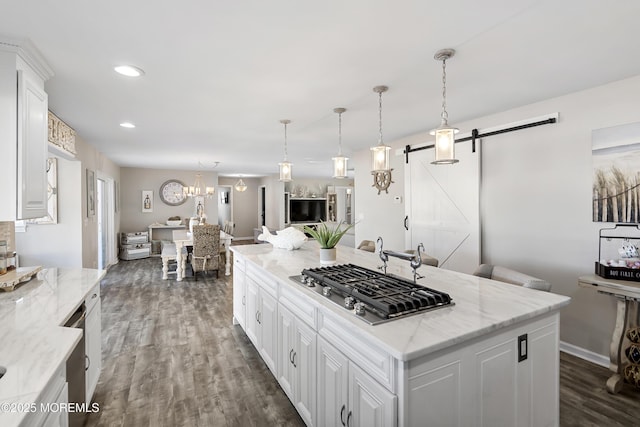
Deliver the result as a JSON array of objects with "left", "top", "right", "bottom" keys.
[
  {"left": 85, "top": 284, "right": 100, "bottom": 312},
  {"left": 279, "top": 284, "right": 317, "bottom": 330},
  {"left": 246, "top": 263, "right": 278, "bottom": 298},
  {"left": 318, "top": 310, "right": 396, "bottom": 392},
  {"left": 233, "top": 253, "right": 246, "bottom": 272}
]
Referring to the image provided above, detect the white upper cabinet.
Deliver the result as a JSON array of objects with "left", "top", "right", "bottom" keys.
[
  {"left": 0, "top": 37, "right": 53, "bottom": 221},
  {"left": 17, "top": 68, "right": 48, "bottom": 219}
]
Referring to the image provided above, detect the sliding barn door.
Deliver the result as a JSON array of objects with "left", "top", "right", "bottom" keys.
[{"left": 404, "top": 140, "right": 481, "bottom": 274}]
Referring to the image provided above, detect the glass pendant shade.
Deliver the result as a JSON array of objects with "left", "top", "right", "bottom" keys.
[
  {"left": 371, "top": 144, "right": 391, "bottom": 172},
  {"left": 332, "top": 155, "right": 348, "bottom": 179},
  {"left": 430, "top": 124, "right": 459, "bottom": 164},
  {"left": 235, "top": 179, "right": 247, "bottom": 192},
  {"left": 279, "top": 161, "right": 292, "bottom": 182}
]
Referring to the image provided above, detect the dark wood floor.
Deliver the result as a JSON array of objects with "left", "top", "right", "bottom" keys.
[{"left": 86, "top": 256, "right": 640, "bottom": 427}]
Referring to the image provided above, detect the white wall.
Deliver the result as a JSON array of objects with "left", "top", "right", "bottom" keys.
[
  {"left": 16, "top": 135, "right": 120, "bottom": 269},
  {"left": 355, "top": 74, "right": 640, "bottom": 358},
  {"left": 16, "top": 158, "right": 83, "bottom": 267},
  {"left": 354, "top": 148, "right": 406, "bottom": 250}
]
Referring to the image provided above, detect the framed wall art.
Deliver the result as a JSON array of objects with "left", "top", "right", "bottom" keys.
[
  {"left": 86, "top": 168, "right": 95, "bottom": 217},
  {"left": 142, "top": 190, "right": 153, "bottom": 213},
  {"left": 30, "top": 158, "right": 58, "bottom": 224},
  {"left": 593, "top": 121, "right": 640, "bottom": 223}
]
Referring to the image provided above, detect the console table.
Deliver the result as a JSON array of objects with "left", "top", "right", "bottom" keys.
[
  {"left": 148, "top": 223, "right": 186, "bottom": 241},
  {"left": 578, "top": 274, "right": 640, "bottom": 393}
]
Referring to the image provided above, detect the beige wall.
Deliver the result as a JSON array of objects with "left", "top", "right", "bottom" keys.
[
  {"left": 355, "top": 74, "right": 640, "bottom": 361},
  {"left": 218, "top": 177, "right": 259, "bottom": 239},
  {"left": 119, "top": 168, "right": 218, "bottom": 239}
]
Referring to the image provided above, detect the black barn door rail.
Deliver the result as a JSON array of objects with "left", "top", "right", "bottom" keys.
[{"left": 404, "top": 117, "right": 557, "bottom": 164}]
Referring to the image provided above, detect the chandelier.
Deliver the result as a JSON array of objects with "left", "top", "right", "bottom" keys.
[{"left": 235, "top": 178, "right": 247, "bottom": 192}]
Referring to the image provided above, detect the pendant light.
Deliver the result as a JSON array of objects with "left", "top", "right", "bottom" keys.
[
  {"left": 234, "top": 177, "right": 247, "bottom": 192},
  {"left": 279, "top": 119, "right": 292, "bottom": 182},
  {"left": 370, "top": 85, "right": 390, "bottom": 172},
  {"left": 430, "top": 49, "right": 459, "bottom": 165},
  {"left": 332, "top": 107, "right": 348, "bottom": 179},
  {"left": 184, "top": 162, "right": 215, "bottom": 198}
]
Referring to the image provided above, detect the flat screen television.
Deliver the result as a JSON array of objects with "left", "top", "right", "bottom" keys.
[{"left": 289, "top": 198, "right": 326, "bottom": 223}]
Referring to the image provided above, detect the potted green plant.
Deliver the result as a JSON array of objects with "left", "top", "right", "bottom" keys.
[{"left": 302, "top": 221, "right": 355, "bottom": 265}]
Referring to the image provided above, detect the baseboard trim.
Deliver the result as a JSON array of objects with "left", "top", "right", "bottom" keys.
[{"left": 560, "top": 341, "right": 609, "bottom": 368}]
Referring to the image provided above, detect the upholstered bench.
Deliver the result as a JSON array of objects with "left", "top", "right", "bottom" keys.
[{"left": 472, "top": 264, "right": 551, "bottom": 292}]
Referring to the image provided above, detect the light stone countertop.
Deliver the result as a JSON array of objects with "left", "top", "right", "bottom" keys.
[
  {"left": 0, "top": 268, "right": 105, "bottom": 426},
  {"left": 231, "top": 241, "right": 571, "bottom": 361}
]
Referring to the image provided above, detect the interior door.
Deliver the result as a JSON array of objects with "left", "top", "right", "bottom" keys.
[{"left": 405, "top": 140, "right": 480, "bottom": 274}]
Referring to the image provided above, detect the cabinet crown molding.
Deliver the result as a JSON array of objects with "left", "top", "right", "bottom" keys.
[{"left": 0, "top": 36, "right": 54, "bottom": 81}]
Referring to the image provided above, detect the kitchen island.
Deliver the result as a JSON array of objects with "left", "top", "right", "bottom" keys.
[
  {"left": 0, "top": 268, "right": 105, "bottom": 427},
  {"left": 231, "top": 241, "right": 570, "bottom": 427}
]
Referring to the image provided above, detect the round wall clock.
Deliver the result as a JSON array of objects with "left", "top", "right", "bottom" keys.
[{"left": 159, "top": 179, "right": 187, "bottom": 206}]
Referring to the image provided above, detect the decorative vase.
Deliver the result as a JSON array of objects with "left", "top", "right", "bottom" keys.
[{"left": 319, "top": 247, "right": 337, "bottom": 265}]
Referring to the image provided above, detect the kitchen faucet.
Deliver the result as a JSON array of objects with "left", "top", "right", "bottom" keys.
[{"left": 376, "top": 237, "right": 425, "bottom": 282}]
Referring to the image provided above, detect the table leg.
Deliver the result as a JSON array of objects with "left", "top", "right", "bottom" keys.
[
  {"left": 607, "top": 297, "right": 628, "bottom": 393},
  {"left": 225, "top": 240, "right": 231, "bottom": 276},
  {"left": 176, "top": 243, "right": 184, "bottom": 282},
  {"left": 162, "top": 256, "right": 169, "bottom": 280}
]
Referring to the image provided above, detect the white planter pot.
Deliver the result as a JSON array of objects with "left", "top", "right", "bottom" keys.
[{"left": 319, "top": 247, "right": 337, "bottom": 265}]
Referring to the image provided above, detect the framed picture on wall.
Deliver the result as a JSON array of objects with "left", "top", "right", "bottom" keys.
[
  {"left": 194, "top": 195, "right": 204, "bottom": 218},
  {"left": 142, "top": 190, "right": 153, "bottom": 213},
  {"left": 592, "top": 121, "right": 640, "bottom": 223},
  {"left": 114, "top": 180, "right": 119, "bottom": 213},
  {"left": 86, "top": 168, "right": 95, "bottom": 217}
]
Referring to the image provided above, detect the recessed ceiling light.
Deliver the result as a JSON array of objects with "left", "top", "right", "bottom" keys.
[
  {"left": 114, "top": 65, "right": 145, "bottom": 77},
  {"left": 120, "top": 122, "right": 135, "bottom": 128}
]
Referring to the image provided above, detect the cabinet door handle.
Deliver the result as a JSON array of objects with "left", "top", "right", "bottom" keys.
[
  {"left": 256, "top": 311, "right": 260, "bottom": 324},
  {"left": 289, "top": 349, "right": 294, "bottom": 364},
  {"left": 292, "top": 351, "right": 297, "bottom": 368},
  {"left": 404, "top": 215, "right": 409, "bottom": 231},
  {"left": 85, "top": 355, "right": 90, "bottom": 371},
  {"left": 92, "top": 293, "right": 98, "bottom": 299},
  {"left": 347, "top": 410, "right": 352, "bottom": 427},
  {"left": 242, "top": 296, "right": 245, "bottom": 306},
  {"left": 340, "top": 404, "right": 346, "bottom": 426}
]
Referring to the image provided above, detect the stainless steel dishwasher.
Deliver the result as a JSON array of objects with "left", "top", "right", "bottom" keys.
[{"left": 65, "top": 303, "right": 87, "bottom": 427}]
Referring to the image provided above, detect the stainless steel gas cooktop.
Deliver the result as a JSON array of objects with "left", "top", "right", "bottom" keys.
[{"left": 289, "top": 263, "right": 453, "bottom": 325}]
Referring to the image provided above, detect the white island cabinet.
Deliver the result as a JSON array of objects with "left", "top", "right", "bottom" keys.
[
  {"left": 245, "top": 264, "right": 278, "bottom": 376},
  {"left": 230, "top": 242, "right": 570, "bottom": 427}
]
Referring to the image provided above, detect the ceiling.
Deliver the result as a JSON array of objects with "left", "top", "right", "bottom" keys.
[{"left": 2, "top": 0, "right": 640, "bottom": 178}]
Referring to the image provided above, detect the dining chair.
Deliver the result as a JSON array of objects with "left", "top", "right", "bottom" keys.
[{"left": 190, "top": 224, "right": 221, "bottom": 279}]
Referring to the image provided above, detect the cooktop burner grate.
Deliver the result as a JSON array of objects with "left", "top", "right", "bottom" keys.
[{"left": 297, "top": 263, "right": 453, "bottom": 324}]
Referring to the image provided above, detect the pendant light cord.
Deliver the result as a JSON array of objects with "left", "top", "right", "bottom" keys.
[
  {"left": 441, "top": 58, "right": 449, "bottom": 124},
  {"left": 283, "top": 121, "right": 288, "bottom": 161},
  {"left": 378, "top": 90, "right": 384, "bottom": 145},
  {"left": 338, "top": 111, "right": 343, "bottom": 155}
]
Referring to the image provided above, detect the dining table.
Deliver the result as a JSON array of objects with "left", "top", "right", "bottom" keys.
[{"left": 172, "top": 229, "right": 233, "bottom": 280}]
